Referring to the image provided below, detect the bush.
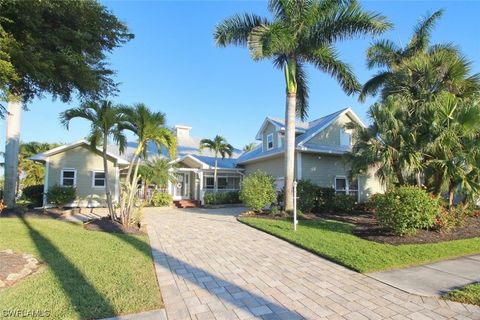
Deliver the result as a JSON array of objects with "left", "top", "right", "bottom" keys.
[
  {"left": 239, "top": 171, "right": 277, "bottom": 212},
  {"left": 22, "top": 184, "right": 44, "bottom": 207},
  {"left": 296, "top": 180, "right": 318, "bottom": 213},
  {"left": 204, "top": 191, "right": 240, "bottom": 205},
  {"left": 332, "top": 194, "right": 357, "bottom": 213},
  {"left": 434, "top": 205, "right": 470, "bottom": 233},
  {"left": 369, "top": 186, "right": 440, "bottom": 236},
  {"left": 316, "top": 187, "right": 335, "bottom": 212},
  {"left": 150, "top": 192, "right": 172, "bottom": 207},
  {"left": 46, "top": 185, "right": 76, "bottom": 207}
]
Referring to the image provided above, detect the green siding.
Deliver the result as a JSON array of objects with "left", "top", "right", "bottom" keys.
[
  {"left": 243, "top": 155, "right": 285, "bottom": 178},
  {"left": 262, "top": 122, "right": 277, "bottom": 151},
  {"left": 301, "top": 153, "right": 347, "bottom": 188},
  {"left": 306, "top": 113, "right": 353, "bottom": 146},
  {"left": 47, "top": 145, "right": 118, "bottom": 206}
]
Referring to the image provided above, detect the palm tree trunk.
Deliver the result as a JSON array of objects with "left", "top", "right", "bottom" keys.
[
  {"left": 120, "top": 144, "right": 142, "bottom": 224},
  {"left": 284, "top": 92, "right": 296, "bottom": 211},
  {"left": 102, "top": 135, "right": 114, "bottom": 221},
  {"left": 214, "top": 155, "right": 218, "bottom": 193},
  {"left": 448, "top": 179, "right": 455, "bottom": 207},
  {"left": 4, "top": 98, "right": 22, "bottom": 208}
]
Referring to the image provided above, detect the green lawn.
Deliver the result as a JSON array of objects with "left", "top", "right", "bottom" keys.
[
  {"left": 444, "top": 283, "right": 480, "bottom": 306},
  {"left": 239, "top": 217, "right": 480, "bottom": 273},
  {"left": 0, "top": 216, "right": 161, "bottom": 319}
]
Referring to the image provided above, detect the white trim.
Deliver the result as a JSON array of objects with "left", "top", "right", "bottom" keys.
[
  {"left": 296, "top": 151, "right": 302, "bottom": 180},
  {"left": 30, "top": 139, "right": 129, "bottom": 165},
  {"left": 255, "top": 118, "right": 282, "bottom": 140},
  {"left": 43, "top": 157, "right": 50, "bottom": 206},
  {"left": 91, "top": 170, "right": 106, "bottom": 188},
  {"left": 170, "top": 154, "right": 209, "bottom": 169},
  {"left": 334, "top": 175, "right": 359, "bottom": 202},
  {"left": 236, "top": 150, "right": 284, "bottom": 165},
  {"left": 266, "top": 133, "right": 274, "bottom": 150},
  {"left": 60, "top": 168, "right": 77, "bottom": 187}
]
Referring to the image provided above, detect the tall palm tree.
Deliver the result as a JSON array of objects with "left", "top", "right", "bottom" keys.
[
  {"left": 119, "top": 103, "right": 176, "bottom": 225},
  {"left": 200, "top": 135, "right": 234, "bottom": 192},
  {"left": 214, "top": 0, "right": 390, "bottom": 210},
  {"left": 359, "top": 10, "right": 444, "bottom": 102},
  {"left": 60, "top": 100, "right": 127, "bottom": 220}
]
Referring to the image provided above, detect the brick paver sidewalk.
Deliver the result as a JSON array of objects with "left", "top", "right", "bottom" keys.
[{"left": 145, "top": 208, "right": 480, "bottom": 320}]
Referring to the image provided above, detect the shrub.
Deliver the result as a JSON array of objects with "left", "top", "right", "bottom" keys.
[
  {"left": 150, "top": 192, "right": 172, "bottom": 207},
  {"left": 239, "top": 171, "right": 277, "bottom": 212},
  {"left": 22, "top": 184, "right": 44, "bottom": 207},
  {"left": 46, "top": 185, "right": 76, "bottom": 207},
  {"left": 332, "top": 194, "right": 357, "bottom": 213},
  {"left": 316, "top": 187, "right": 335, "bottom": 212},
  {"left": 369, "top": 186, "right": 440, "bottom": 236},
  {"left": 296, "top": 180, "right": 318, "bottom": 213},
  {"left": 434, "top": 205, "right": 470, "bottom": 233},
  {"left": 204, "top": 191, "right": 240, "bottom": 205}
]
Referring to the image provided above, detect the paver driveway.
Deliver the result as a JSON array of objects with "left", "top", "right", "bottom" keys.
[{"left": 145, "top": 208, "right": 480, "bottom": 320}]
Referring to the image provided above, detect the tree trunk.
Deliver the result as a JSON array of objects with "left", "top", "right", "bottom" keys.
[
  {"left": 448, "top": 179, "right": 455, "bottom": 207},
  {"left": 214, "top": 155, "right": 218, "bottom": 192},
  {"left": 102, "top": 135, "right": 114, "bottom": 221},
  {"left": 284, "top": 92, "right": 296, "bottom": 211},
  {"left": 4, "top": 98, "right": 22, "bottom": 208}
]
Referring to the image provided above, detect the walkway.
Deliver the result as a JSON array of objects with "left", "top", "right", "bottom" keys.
[
  {"left": 145, "top": 207, "right": 480, "bottom": 319},
  {"left": 368, "top": 255, "right": 480, "bottom": 297}
]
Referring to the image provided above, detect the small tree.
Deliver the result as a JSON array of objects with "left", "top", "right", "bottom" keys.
[
  {"left": 240, "top": 171, "right": 277, "bottom": 212},
  {"left": 199, "top": 136, "right": 234, "bottom": 192}
]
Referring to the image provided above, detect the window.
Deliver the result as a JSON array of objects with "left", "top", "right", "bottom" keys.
[
  {"left": 218, "top": 177, "right": 228, "bottom": 189},
  {"left": 204, "top": 177, "right": 214, "bottom": 189},
  {"left": 92, "top": 171, "right": 106, "bottom": 188},
  {"left": 266, "top": 133, "right": 274, "bottom": 150},
  {"left": 335, "top": 177, "right": 347, "bottom": 194},
  {"left": 61, "top": 169, "right": 76, "bottom": 187},
  {"left": 340, "top": 129, "right": 352, "bottom": 146},
  {"left": 335, "top": 176, "right": 359, "bottom": 199}
]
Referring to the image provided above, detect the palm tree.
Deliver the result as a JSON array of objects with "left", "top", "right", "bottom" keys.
[
  {"left": 214, "top": 0, "right": 390, "bottom": 210},
  {"left": 243, "top": 142, "right": 257, "bottom": 152},
  {"left": 60, "top": 100, "right": 127, "bottom": 220},
  {"left": 200, "top": 135, "right": 234, "bottom": 192},
  {"left": 359, "top": 10, "right": 444, "bottom": 102},
  {"left": 17, "top": 142, "right": 60, "bottom": 191},
  {"left": 138, "top": 158, "right": 177, "bottom": 201},
  {"left": 119, "top": 103, "right": 176, "bottom": 226}
]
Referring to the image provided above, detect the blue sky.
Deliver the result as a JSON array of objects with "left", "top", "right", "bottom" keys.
[{"left": 1, "top": 0, "right": 479, "bottom": 150}]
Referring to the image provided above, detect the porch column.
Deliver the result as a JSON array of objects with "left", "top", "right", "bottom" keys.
[{"left": 198, "top": 171, "right": 204, "bottom": 204}]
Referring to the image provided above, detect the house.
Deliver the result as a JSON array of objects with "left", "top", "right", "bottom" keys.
[
  {"left": 30, "top": 140, "right": 130, "bottom": 207},
  {"left": 30, "top": 107, "right": 383, "bottom": 207},
  {"left": 236, "top": 108, "right": 384, "bottom": 202}
]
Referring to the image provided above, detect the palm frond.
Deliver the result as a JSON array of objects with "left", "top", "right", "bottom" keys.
[
  {"left": 406, "top": 10, "right": 444, "bottom": 55},
  {"left": 366, "top": 39, "right": 401, "bottom": 69},
  {"left": 295, "top": 61, "right": 309, "bottom": 120},
  {"left": 214, "top": 13, "right": 270, "bottom": 47},
  {"left": 359, "top": 71, "right": 391, "bottom": 102}
]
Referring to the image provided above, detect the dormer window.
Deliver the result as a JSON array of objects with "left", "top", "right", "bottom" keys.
[
  {"left": 267, "top": 133, "right": 274, "bottom": 150},
  {"left": 340, "top": 129, "right": 352, "bottom": 146}
]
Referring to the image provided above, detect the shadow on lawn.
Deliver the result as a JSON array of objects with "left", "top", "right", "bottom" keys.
[
  {"left": 19, "top": 216, "right": 116, "bottom": 319},
  {"left": 112, "top": 226, "right": 304, "bottom": 319}
]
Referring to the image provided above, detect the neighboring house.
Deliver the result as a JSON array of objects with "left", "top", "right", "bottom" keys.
[
  {"left": 30, "top": 107, "right": 383, "bottom": 207},
  {"left": 30, "top": 140, "right": 129, "bottom": 207},
  {"left": 236, "top": 108, "right": 384, "bottom": 202}
]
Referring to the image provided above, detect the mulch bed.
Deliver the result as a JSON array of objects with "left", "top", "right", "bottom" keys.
[
  {"left": 316, "top": 211, "right": 480, "bottom": 245},
  {"left": 84, "top": 218, "right": 144, "bottom": 235}
]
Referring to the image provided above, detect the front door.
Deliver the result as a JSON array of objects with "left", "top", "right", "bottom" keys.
[{"left": 174, "top": 172, "right": 190, "bottom": 199}]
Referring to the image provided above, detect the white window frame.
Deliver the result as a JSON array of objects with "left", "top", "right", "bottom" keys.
[
  {"left": 92, "top": 170, "right": 106, "bottom": 188},
  {"left": 60, "top": 168, "right": 77, "bottom": 187},
  {"left": 334, "top": 175, "right": 359, "bottom": 201},
  {"left": 266, "top": 133, "right": 274, "bottom": 150},
  {"left": 340, "top": 129, "right": 352, "bottom": 146}
]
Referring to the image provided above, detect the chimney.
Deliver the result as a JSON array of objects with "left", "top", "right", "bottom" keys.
[{"left": 175, "top": 125, "right": 192, "bottom": 139}]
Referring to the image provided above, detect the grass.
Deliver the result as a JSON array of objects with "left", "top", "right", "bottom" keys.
[
  {"left": 0, "top": 216, "right": 162, "bottom": 319},
  {"left": 444, "top": 283, "right": 480, "bottom": 306},
  {"left": 238, "top": 217, "right": 480, "bottom": 273}
]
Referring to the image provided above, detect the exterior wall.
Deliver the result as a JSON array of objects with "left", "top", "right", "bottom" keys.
[
  {"left": 46, "top": 145, "right": 118, "bottom": 207},
  {"left": 358, "top": 167, "right": 385, "bottom": 202},
  {"left": 243, "top": 155, "right": 286, "bottom": 178},
  {"left": 306, "top": 113, "right": 353, "bottom": 146},
  {"left": 301, "top": 153, "right": 348, "bottom": 187},
  {"left": 262, "top": 122, "right": 277, "bottom": 151}
]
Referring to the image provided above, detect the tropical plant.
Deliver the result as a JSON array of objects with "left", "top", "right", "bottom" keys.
[
  {"left": 119, "top": 103, "right": 176, "bottom": 226},
  {"left": 240, "top": 171, "right": 277, "bottom": 212},
  {"left": 199, "top": 135, "right": 234, "bottom": 192},
  {"left": 22, "top": 184, "right": 44, "bottom": 207},
  {"left": 60, "top": 100, "right": 127, "bottom": 220},
  {"left": 243, "top": 142, "right": 257, "bottom": 152},
  {"left": 0, "top": 0, "right": 133, "bottom": 207},
  {"left": 138, "top": 158, "right": 177, "bottom": 201},
  {"left": 214, "top": 0, "right": 390, "bottom": 210},
  {"left": 150, "top": 192, "right": 173, "bottom": 207}
]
